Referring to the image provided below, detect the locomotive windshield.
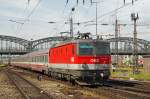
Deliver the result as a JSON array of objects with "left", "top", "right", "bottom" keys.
[
  {"left": 94, "top": 42, "right": 110, "bottom": 55},
  {"left": 78, "top": 42, "right": 110, "bottom": 55},
  {"left": 79, "top": 43, "right": 93, "bottom": 55}
]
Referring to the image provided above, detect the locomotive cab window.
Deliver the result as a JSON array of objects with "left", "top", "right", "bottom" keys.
[
  {"left": 94, "top": 42, "right": 110, "bottom": 55},
  {"left": 72, "top": 46, "right": 74, "bottom": 55},
  {"left": 79, "top": 43, "right": 93, "bottom": 55},
  {"left": 78, "top": 42, "right": 110, "bottom": 55}
]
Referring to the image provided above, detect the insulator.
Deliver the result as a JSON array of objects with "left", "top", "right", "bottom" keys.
[
  {"left": 72, "top": 7, "right": 75, "bottom": 11},
  {"left": 124, "top": 0, "right": 125, "bottom": 5},
  {"left": 83, "top": 0, "right": 85, "bottom": 5},
  {"left": 137, "top": 13, "right": 139, "bottom": 19},
  {"left": 132, "top": 0, "right": 134, "bottom": 5},
  {"left": 90, "top": 0, "right": 93, "bottom": 5},
  {"left": 28, "top": 0, "right": 30, "bottom": 4},
  {"left": 66, "top": 0, "right": 69, "bottom": 5},
  {"left": 77, "top": 0, "right": 78, "bottom": 5}
]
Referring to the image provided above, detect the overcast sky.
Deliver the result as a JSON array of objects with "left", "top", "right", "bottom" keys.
[{"left": 0, "top": 0, "right": 150, "bottom": 41}]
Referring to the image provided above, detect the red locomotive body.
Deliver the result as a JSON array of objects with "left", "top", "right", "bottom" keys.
[{"left": 48, "top": 39, "right": 111, "bottom": 83}]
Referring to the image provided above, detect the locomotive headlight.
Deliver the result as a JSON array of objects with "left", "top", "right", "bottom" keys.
[{"left": 100, "top": 73, "right": 104, "bottom": 78}]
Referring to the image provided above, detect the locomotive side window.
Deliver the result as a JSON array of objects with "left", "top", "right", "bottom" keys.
[
  {"left": 66, "top": 47, "right": 68, "bottom": 56},
  {"left": 72, "top": 46, "right": 74, "bottom": 55}
]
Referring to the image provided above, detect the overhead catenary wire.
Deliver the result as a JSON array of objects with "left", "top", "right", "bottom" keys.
[
  {"left": 57, "top": 0, "right": 142, "bottom": 37},
  {"left": 77, "top": 0, "right": 140, "bottom": 25},
  {"left": 96, "top": 0, "right": 139, "bottom": 21},
  {"left": 15, "top": 1, "right": 29, "bottom": 34},
  {"left": 26, "top": 0, "right": 42, "bottom": 19},
  {"left": 15, "top": 0, "right": 42, "bottom": 36},
  {"left": 123, "top": 0, "right": 135, "bottom": 5},
  {"left": 13, "top": 0, "right": 142, "bottom": 38},
  {"left": 66, "top": 0, "right": 94, "bottom": 6},
  {"left": 54, "top": 0, "right": 81, "bottom": 36}
]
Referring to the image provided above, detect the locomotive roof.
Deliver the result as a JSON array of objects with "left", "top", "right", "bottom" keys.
[{"left": 53, "top": 39, "right": 109, "bottom": 48}]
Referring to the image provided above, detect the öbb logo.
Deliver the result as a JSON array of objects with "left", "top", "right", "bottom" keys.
[{"left": 90, "top": 59, "right": 99, "bottom": 63}]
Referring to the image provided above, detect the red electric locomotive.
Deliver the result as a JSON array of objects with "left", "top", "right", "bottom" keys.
[{"left": 10, "top": 36, "right": 111, "bottom": 85}]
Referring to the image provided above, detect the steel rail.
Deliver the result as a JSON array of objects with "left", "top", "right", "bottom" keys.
[
  {"left": 10, "top": 67, "right": 150, "bottom": 99},
  {"left": 5, "top": 69, "right": 53, "bottom": 99}
]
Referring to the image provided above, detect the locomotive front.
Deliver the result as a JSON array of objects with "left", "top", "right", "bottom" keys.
[{"left": 76, "top": 40, "right": 111, "bottom": 83}]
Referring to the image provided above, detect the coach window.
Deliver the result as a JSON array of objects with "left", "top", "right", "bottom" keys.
[
  {"left": 45, "top": 56, "right": 48, "bottom": 62},
  {"left": 37, "top": 56, "right": 39, "bottom": 62},
  {"left": 42, "top": 56, "right": 43, "bottom": 62},
  {"left": 36, "top": 56, "right": 38, "bottom": 62},
  {"left": 43, "top": 56, "right": 45, "bottom": 63},
  {"left": 44, "top": 56, "right": 46, "bottom": 62},
  {"left": 36, "top": 57, "right": 38, "bottom": 62},
  {"left": 40, "top": 56, "right": 42, "bottom": 62},
  {"left": 35, "top": 57, "right": 36, "bottom": 62},
  {"left": 42, "top": 56, "right": 44, "bottom": 62},
  {"left": 34, "top": 57, "right": 36, "bottom": 62},
  {"left": 32, "top": 57, "right": 34, "bottom": 62},
  {"left": 41, "top": 56, "right": 43, "bottom": 62},
  {"left": 33, "top": 57, "right": 35, "bottom": 62},
  {"left": 39, "top": 56, "right": 41, "bottom": 62},
  {"left": 38, "top": 56, "right": 40, "bottom": 62},
  {"left": 37, "top": 56, "right": 38, "bottom": 62},
  {"left": 45, "top": 56, "right": 48, "bottom": 63},
  {"left": 39, "top": 56, "right": 40, "bottom": 62},
  {"left": 40, "top": 56, "right": 43, "bottom": 62}
]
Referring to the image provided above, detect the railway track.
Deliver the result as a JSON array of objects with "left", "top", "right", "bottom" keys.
[
  {"left": 5, "top": 69, "right": 53, "bottom": 99},
  {"left": 76, "top": 80, "right": 149, "bottom": 99},
  {"left": 100, "top": 85, "right": 150, "bottom": 99},
  {"left": 105, "top": 79, "right": 150, "bottom": 95},
  {"left": 10, "top": 67, "right": 150, "bottom": 99},
  {"left": 40, "top": 73, "right": 150, "bottom": 99},
  {"left": 96, "top": 79, "right": 150, "bottom": 99}
]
